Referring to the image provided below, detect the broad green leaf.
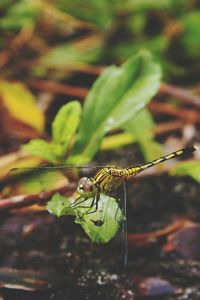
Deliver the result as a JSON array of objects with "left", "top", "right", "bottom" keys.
[
  {"left": 170, "top": 160, "right": 200, "bottom": 183},
  {"left": 24, "top": 102, "right": 82, "bottom": 164},
  {"left": 68, "top": 50, "right": 161, "bottom": 163},
  {"left": 180, "top": 11, "right": 200, "bottom": 59},
  {"left": 123, "top": 109, "right": 162, "bottom": 160},
  {"left": 0, "top": 81, "right": 44, "bottom": 133},
  {"left": 137, "top": 139, "right": 163, "bottom": 162},
  {"left": 23, "top": 139, "right": 59, "bottom": 164},
  {"left": 47, "top": 192, "right": 125, "bottom": 243},
  {"left": 47, "top": 193, "right": 75, "bottom": 217},
  {"left": 76, "top": 194, "right": 124, "bottom": 243},
  {"left": 52, "top": 101, "right": 82, "bottom": 158}
]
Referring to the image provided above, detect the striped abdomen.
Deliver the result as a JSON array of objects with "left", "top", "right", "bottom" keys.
[
  {"left": 93, "top": 146, "right": 197, "bottom": 193},
  {"left": 124, "top": 146, "right": 197, "bottom": 180}
]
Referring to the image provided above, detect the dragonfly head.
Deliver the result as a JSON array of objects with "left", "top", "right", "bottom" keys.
[{"left": 77, "top": 177, "right": 95, "bottom": 196}]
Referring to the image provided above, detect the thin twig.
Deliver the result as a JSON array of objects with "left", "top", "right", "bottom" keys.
[
  {"left": 0, "top": 185, "right": 75, "bottom": 211},
  {"left": 160, "top": 83, "right": 200, "bottom": 108},
  {"left": 128, "top": 219, "right": 191, "bottom": 249},
  {"left": 28, "top": 79, "right": 88, "bottom": 98},
  {"left": 149, "top": 102, "right": 200, "bottom": 124},
  {"left": 154, "top": 120, "right": 183, "bottom": 136}
]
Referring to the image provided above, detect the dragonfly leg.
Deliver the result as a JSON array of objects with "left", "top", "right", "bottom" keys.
[
  {"left": 70, "top": 196, "right": 87, "bottom": 208},
  {"left": 75, "top": 195, "right": 96, "bottom": 210},
  {"left": 82, "top": 194, "right": 100, "bottom": 216},
  {"left": 74, "top": 195, "right": 98, "bottom": 220}
]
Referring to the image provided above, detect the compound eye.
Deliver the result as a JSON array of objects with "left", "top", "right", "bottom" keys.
[
  {"left": 84, "top": 180, "right": 93, "bottom": 193},
  {"left": 78, "top": 177, "right": 93, "bottom": 193}
]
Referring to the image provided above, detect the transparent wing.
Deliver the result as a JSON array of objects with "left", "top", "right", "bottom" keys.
[
  {"left": 1, "top": 165, "right": 127, "bottom": 264},
  {"left": 122, "top": 177, "right": 128, "bottom": 266},
  {"left": 2, "top": 165, "right": 104, "bottom": 196},
  {"left": 109, "top": 177, "right": 128, "bottom": 267}
]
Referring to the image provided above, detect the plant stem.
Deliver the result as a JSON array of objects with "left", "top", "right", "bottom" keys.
[
  {"left": 160, "top": 83, "right": 200, "bottom": 108},
  {"left": 0, "top": 186, "right": 75, "bottom": 212}
]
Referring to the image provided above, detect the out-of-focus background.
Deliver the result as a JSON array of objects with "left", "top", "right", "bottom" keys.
[{"left": 0, "top": 1, "right": 200, "bottom": 299}]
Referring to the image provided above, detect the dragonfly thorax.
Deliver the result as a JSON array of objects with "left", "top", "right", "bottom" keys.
[
  {"left": 94, "top": 166, "right": 125, "bottom": 193},
  {"left": 77, "top": 176, "right": 97, "bottom": 198}
]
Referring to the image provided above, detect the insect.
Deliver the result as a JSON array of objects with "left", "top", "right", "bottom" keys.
[
  {"left": 72, "top": 146, "right": 198, "bottom": 215},
  {"left": 6, "top": 145, "right": 197, "bottom": 265},
  {"left": 7, "top": 146, "right": 197, "bottom": 237}
]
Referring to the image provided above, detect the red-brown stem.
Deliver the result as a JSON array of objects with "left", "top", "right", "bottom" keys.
[
  {"left": 149, "top": 102, "right": 200, "bottom": 124},
  {"left": 28, "top": 79, "right": 88, "bottom": 99},
  {"left": 160, "top": 83, "right": 200, "bottom": 108},
  {"left": 0, "top": 186, "right": 75, "bottom": 211},
  {"left": 154, "top": 120, "right": 183, "bottom": 136},
  {"left": 128, "top": 219, "right": 191, "bottom": 249}
]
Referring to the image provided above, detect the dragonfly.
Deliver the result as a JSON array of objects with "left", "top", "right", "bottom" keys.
[
  {"left": 6, "top": 145, "right": 197, "bottom": 265},
  {"left": 72, "top": 145, "right": 198, "bottom": 215}
]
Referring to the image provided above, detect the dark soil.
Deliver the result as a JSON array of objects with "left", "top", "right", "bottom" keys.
[{"left": 1, "top": 145, "right": 200, "bottom": 300}]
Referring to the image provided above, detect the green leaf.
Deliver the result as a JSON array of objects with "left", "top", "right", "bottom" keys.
[
  {"left": 0, "top": 1, "right": 39, "bottom": 31},
  {"left": 123, "top": 109, "right": 162, "bottom": 160},
  {"left": 68, "top": 50, "right": 161, "bottom": 163},
  {"left": 23, "top": 139, "right": 58, "bottom": 164},
  {"left": 138, "top": 139, "right": 163, "bottom": 162},
  {"left": 38, "top": 41, "right": 101, "bottom": 69},
  {"left": 23, "top": 102, "right": 82, "bottom": 164},
  {"left": 47, "top": 192, "right": 125, "bottom": 243},
  {"left": 47, "top": 193, "right": 75, "bottom": 217},
  {"left": 55, "top": 0, "right": 113, "bottom": 29},
  {"left": 76, "top": 194, "right": 125, "bottom": 243},
  {"left": 121, "top": 0, "right": 181, "bottom": 11},
  {"left": 112, "top": 36, "right": 169, "bottom": 60},
  {"left": 180, "top": 11, "right": 200, "bottom": 59},
  {"left": 170, "top": 160, "right": 200, "bottom": 183},
  {"left": 52, "top": 101, "right": 82, "bottom": 158}
]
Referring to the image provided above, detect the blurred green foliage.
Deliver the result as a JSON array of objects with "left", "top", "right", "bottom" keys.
[
  {"left": 38, "top": 42, "right": 102, "bottom": 70},
  {"left": 180, "top": 11, "right": 200, "bottom": 59},
  {"left": 24, "top": 50, "right": 161, "bottom": 164},
  {"left": 170, "top": 160, "right": 200, "bottom": 183},
  {"left": 123, "top": 109, "right": 162, "bottom": 160},
  {"left": 0, "top": 1, "right": 40, "bottom": 30},
  {"left": 1, "top": 0, "right": 200, "bottom": 79},
  {"left": 1, "top": 0, "right": 200, "bottom": 245},
  {"left": 23, "top": 101, "right": 82, "bottom": 164}
]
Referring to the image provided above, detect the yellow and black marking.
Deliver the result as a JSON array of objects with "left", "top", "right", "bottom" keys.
[
  {"left": 74, "top": 145, "right": 198, "bottom": 215},
  {"left": 124, "top": 145, "right": 198, "bottom": 180},
  {"left": 92, "top": 145, "right": 198, "bottom": 194}
]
